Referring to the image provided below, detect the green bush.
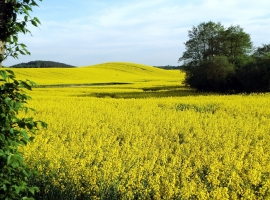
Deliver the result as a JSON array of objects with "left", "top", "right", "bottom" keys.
[{"left": 0, "top": 69, "right": 46, "bottom": 200}]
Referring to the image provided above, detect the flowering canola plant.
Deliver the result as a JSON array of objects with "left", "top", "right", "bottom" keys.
[{"left": 16, "top": 63, "right": 270, "bottom": 199}]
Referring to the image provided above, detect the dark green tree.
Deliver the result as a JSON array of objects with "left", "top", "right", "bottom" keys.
[
  {"left": 179, "top": 21, "right": 252, "bottom": 68},
  {"left": 0, "top": 0, "right": 41, "bottom": 67},
  {"left": 179, "top": 21, "right": 225, "bottom": 67},
  {"left": 234, "top": 43, "right": 270, "bottom": 92},
  {"left": 222, "top": 25, "right": 253, "bottom": 68},
  {"left": 179, "top": 21, "right": 253, "bottom": 92},
  {"left": 11, "top": 60, "right": 76, "bottom": 68},
  {"left": 184, "top": 56, "right": 234, "bottom": 92}
]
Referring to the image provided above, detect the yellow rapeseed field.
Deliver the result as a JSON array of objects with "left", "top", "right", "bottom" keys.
[
  {"left": 16, "top": 63, "right": 270, "bottom": 199},
  {"left": 12, "top": 62, "right": 183, "bottom": 87}
]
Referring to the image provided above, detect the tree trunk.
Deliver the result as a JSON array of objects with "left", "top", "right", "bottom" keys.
[
  {"left": 0, "top": 0, "right": 7, "bottom": 67},
  {"left": 0, "top": 41, "right": 5, "bottom": 67}
]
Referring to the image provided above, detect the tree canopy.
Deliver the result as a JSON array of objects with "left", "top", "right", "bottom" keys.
[
  {"left": 179, "top": 21, "right": 252, "bottom": 68},
  {"left": 0, "top": 0, "right": 41, "bottom": 67},
  {"left": 253, "top": 44, "right": 270, "bottom": 58},
  {"left": 179, "top": 21, "right": 270, "bottom": 93}
]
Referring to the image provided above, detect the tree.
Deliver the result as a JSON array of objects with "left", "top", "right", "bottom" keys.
[
  {"left": 179, "top": 21, "right": 253, "bottom": 92},
  {"left": 0, "top": 1, "right": 44, "bottom": 199},
  {"left": 179, "top": 21, "right": 252, "bottom": 68},
  {"left": 0, "top": 0, "right": 41, "bottom": 67},
  {"left": 179, "top": 21, "right": 225, "bottom": 67},
  {"left": 222, "top": 25, "right": 253, "bottom": 68}
]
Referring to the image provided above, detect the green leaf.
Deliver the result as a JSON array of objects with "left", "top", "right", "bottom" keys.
[
  {"left": 19, "top": 50, "right": 26, "bottom": 55},
  {"left": 7, "top": 154, "right": 12, "bottom": 165},
  {"left": 20, "top": 43, "right": 27, "bottom": 48},
  {"left": 33, "top": 17, "right": 41, "bottom": 24},
  {"left": 30, "top": 0, "right": 38, "bottom": 7},
  {"left": 24, "top": 5, "right": 32, "bottom": 11},
  {"left": 40, "top": 121, "right": 48, "bottom": 128},
  {"left": 0, "top": 71, "right": 7, "bottom": 80},
  {"left": 24, "top": 15, "right": 28, "bottom": 22},
  {"left": 29, "top": 186, "right": 39, "bottom": 195},
  {"left": 31, "top": 20, "right": 38, "bottom": 27},
  {"left": 26, "top": 79, "right": 37, "bottom": 86},
  {"left": 6, "top": 70, "right": 15, "bottom": 76},
  {"left": 22, "top": 7, "right": 30, "bottom": 16},
  {"left": 22, "top": 197, "right": 35, "bottom": 200},
  {"left": 19, "top": 81, "right": 32, "bottom": 90},
  {"left": 10, "top": 128, "right": 14, "bottom": 134}
]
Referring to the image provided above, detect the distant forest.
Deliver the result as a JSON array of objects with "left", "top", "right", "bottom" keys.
[
  {"left": 155, "top": 66, "right": 182, "bottom": 70},
  {"left": 10, "top": 60, "right": 76, "bottom": 68}
]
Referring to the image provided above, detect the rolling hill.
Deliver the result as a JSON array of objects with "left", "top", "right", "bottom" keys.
[{"left": 11, "top": 62, "right": 184, "bottom": 86}]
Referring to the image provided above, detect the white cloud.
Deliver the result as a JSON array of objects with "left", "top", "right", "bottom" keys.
[{"left": 3, "top": 0, "right": 270, "bottom": 66}]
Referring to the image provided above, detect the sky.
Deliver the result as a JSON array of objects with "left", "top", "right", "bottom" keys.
[{"left": 3, "top": 0, "right": 270, "bottom": 67}]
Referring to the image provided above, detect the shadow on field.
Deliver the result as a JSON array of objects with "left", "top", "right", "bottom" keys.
[
  {"left": 34, "top": 82, "right": 132, "bottom": 88},
  {"left": 76, "top": 86, "right": 201, "bottom": 99}
]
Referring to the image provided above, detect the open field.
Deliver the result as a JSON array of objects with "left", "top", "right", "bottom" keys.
[
  {"left": 15, "top": 62, "right": 270, "bottom": 199},
  {"left": 12, "top": 62, "right": 183, "bottom": 87}
]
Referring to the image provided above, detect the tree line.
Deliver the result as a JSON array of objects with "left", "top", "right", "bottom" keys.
[
  {"left": 10, "top": 60, "right": 76, "bottom": 68},
  {"left": 179, "top": 21, "right": 270, "bottom": 93},
  {"left": 155, "top": 65, "right": 182, "bottom": 70}
]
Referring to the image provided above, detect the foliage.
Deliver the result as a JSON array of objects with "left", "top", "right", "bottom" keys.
[
  {"left": 179, "top": 21, "right": 224, "bottom": 67},
  {"left": 0, "top": 0, "right": 41, "bottom": 66},
  {"left": 0, "top": 69, "right": 46, "bottom": 199},
  {"left": 155, "top": 65, "right": 182, "bottom": 70},
  {"left": 235, "top": 55, "right": 270, "bottom": 92},
  {"left": 179, "top": 21, "right": 252, "bottom": 68},
  {"left": 223, "top": 25, "right": 253, "bottom": 68},
  {"left": 178, "top": 21, "right": 270, "bottom": 93},
  {"left": 184, "top": 56, "right": 235, "bottom": 92},
  {"left": 20, "top": 86, "right": 270, "bottom": 199},
  {"left": 253, "top": 44, "right": 270, "bottom": 58},
  {"left": 10, "top": 60, "right": 76, "bottom": 68}
]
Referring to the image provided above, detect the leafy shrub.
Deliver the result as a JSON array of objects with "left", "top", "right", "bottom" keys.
[{"left": 0, "top": 69, "right": 46, "bottom": 200}]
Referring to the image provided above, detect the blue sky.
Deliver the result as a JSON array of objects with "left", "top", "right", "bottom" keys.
[{"left": 3, "top": 0, "right": 270, "bottom": 67}]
